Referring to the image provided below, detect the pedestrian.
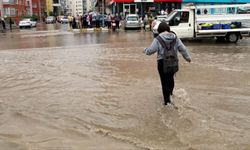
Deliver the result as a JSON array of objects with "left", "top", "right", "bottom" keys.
[
  {"left": 72, "top": 17, "right": 76, "bottom": 29},
  {"left": 115, "top": 13, "right": 120, "bottom": 29},
  {"left": 0, "top": 18, "right": 3, "bottom": 32},
  {"left": 144, "top": 22, "right": 191, "bottom": 106},
  {"left": 88, "top": 13, "right": 92, "bottom": 28},
  {"left": 2, "top": 17, "right": 6, "bottom": 31},
  {"left": 75, "top": 15, "right": 79, "bottom": 29},
  {"left": 143, "top": 14, "right": 148, "bottom": 31},
  {"left": 95, "top": 13, "right": 100, "bottom": 28},
  {"left": 148, "top": 14, "right": 154, "bottom": 31},
  {"left": 9, "top": 17, "right": 13, "bottom": 32},
  {"left": 68, "top": 15, "right": 73, "bottom": 29},
  {"left": 79, "top": 15, "right": 82, "bottom": 29},
  {"left": 82, "top": 14, "right": 87, "bottom": 28},
  {"left": 107, "top": 13, "right": 111, "bottom": 29}
]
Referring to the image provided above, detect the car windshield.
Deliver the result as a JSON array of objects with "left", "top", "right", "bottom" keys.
[
  {"left": 23, "top": 19, "right": 31, "bottom": 21},
  {"left": 165, "top": 11, "right": 178, "bottom": 21},
  {"left": 127, "top": 16, "right": 138, "bottom": 21}
]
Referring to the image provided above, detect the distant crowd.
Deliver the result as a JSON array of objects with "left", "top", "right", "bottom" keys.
[
  {"left": 0, "top": 17, "right": 13, "bottom": 32},
  {"left": 65, "top": 13, "right": 123, "bottom": 29}
]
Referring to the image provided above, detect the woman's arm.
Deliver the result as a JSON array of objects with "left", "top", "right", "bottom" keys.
[
  {"left": 144, "top": 39, "right": 159, "bottom": 55},
  {"left": 176, "top": 38, "right": 191, "bottom": 62}
]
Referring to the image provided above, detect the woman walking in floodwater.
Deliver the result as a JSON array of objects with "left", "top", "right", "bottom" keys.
[{"left": 144, "top": 22, "right": 191, "bottom": 106}]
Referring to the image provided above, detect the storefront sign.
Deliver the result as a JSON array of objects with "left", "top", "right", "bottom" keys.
[{"left": 134, "top": 0, "right": 154, "bottom": 2}]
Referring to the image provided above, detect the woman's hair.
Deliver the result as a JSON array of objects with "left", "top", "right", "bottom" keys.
[{"left": 157, "top": 21, "right": 170, "bottom": 34}]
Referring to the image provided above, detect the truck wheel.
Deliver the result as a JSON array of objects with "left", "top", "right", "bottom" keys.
[{"left": 226, "top": 33, "right": 239, "bottom": 43}]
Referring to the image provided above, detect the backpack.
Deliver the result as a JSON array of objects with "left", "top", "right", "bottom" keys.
[{"left": 156, "top": 35, "right": 178, "bottom": 74}]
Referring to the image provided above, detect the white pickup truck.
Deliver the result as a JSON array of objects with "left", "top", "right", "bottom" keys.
[{"left": 152, "top": 4, "right": 250, "bottom": 43}]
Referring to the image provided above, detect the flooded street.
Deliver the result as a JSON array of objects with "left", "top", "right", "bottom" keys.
[{"left": 0, "top": 27, "right": 250, "bottom": 150}]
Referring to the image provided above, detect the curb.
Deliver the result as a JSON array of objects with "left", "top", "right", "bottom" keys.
[{"left": 71, "top": 28, "right": 109, "bottom": 33}]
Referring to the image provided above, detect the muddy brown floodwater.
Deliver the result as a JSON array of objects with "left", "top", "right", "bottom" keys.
[{"left": 0, "top": 30, "right": 250, "bottom": 150}]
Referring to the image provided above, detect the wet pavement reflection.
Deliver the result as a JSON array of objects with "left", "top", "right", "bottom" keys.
[{"left": 0, "top": 25, "right": 250, "bottom": 150}]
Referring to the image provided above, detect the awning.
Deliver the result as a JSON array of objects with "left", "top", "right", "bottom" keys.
[
  {"left": 154, "top": 0, "right": 182, "bottom": 2},
  {"left": 113, "top": 0, "right": 182, "bottom": 2},
  {"left": 113, "top": 0, "right": 136, "bottom": 2}
]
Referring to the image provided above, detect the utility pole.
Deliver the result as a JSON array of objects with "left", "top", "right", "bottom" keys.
[
  {"left": 38, "top": 0, "right": 41, "bottom": 21},
  {"left": 102, "top": 0, "right": 104, "bottom": 27}
]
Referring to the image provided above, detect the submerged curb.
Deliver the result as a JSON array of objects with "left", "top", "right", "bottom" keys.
[{"left": 71, "top": 28, "right": 109, "bottom": 33}]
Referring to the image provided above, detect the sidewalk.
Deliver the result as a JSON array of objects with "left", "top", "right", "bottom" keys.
[{"left": 71, "top": 27, "right": 109, "bottom": 33}]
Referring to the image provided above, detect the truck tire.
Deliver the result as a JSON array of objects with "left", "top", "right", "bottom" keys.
[{"left": 226, "top": 33, "right": 239, "bottom": 43}]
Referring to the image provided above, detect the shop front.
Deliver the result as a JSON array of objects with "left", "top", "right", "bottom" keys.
[
  {"left": 110, "top": 0, "right": 248, "bottom": 17},
  {"left": 110, "top": 0, "right": 181, "bottom": 18}
]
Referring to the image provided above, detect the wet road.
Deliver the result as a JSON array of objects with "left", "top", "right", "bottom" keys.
[{"left": 0, "top": 25, "right": 250, "bottom": 150}]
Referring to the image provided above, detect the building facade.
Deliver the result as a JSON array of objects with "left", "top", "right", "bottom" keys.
[
  {"left": 1, "top": 0, "right": 4, "bottom": 17},
  {"left": 45, "top": 0, "right": 53, "bottom": 15},
  {"left": 109, "top": 0, "right": 249, "bottom": 17},
  {"left": 32, "top": 0, "right": 45, "bottom": 21},
  {"left": 87, "top": 0, "right": 94, "bottom": 12},
  {"left": 65, "top": 0, "right": 94, "bottom": 16},
  {"left": 2, "top": 0, "right": 45, "bottom": 23},
  {"left": 3, "top": 0, "right": 27, "bottom": 23}
]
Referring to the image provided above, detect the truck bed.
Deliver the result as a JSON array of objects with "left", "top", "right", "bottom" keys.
[
  {"left": 196, "top": 14, "right": 250, "bottom": 22},
  {"left": 195, "top": 14, "right": 250, "bottom": 37},
  {"left": 197, "top": 28, "right": 250, "bottom": 34}
]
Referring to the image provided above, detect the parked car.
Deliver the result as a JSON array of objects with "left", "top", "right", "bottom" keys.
[
  {"left": 57, "top": 16, "right": 64, "bottom": 23},
  {"left": 124, "top": 14, "right": 141, "bottom": 30},
  {"left": 19, "top": 18, "right": 37, "bottom": 28},
  {"left": 45, "top": 16, "right": 55, "bottom": 24},
  {"left": 60, "top": 16, "right": 68, "bottom": 24}
]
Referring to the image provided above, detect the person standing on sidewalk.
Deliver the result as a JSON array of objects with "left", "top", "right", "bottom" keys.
[
  {"left": 68, "top": 15, "right": 73, "bottom": 29},
  {"left": 115, "top": 13, "right": 120, "bottom": 29},
  {"left": 0, "top": 18, "right": 3, "bottom": 32},
  {"left": 107, "top": 14, "right": 111, "bottom": 29},
  {"left": 9, "top": 17, "right": 13, "bottom": 32},
  {"left": 1, "top": 17, "right": 6, "bottom": 32},
  {"left": 144, "top": 22, "right": 191, "bottom": 105},
  {"left": 143, "top": 14, "right": 148, "bottom": 31}
]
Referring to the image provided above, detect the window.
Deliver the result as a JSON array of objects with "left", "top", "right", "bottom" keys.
[
  {"left": 180, "top": 12, "right": 189, "bottom": 23},
  {"left": 33, "top": 3, "right": 37, "bottom": 8},
  {"left": 10, "top": 8, "right": 16, "bottom": 16},
  {"left": 169, "top": 11, "right": 189, "bottom": 26},
  {"left": 127, "top": 16, "right": 138, "bottom": 21},
  {"left": 3, "top": 8, "right": 16, "bottom": 16}
]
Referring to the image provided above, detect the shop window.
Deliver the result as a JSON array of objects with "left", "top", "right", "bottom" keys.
[{"left": 33, "top": 3, "right": 37, "bottom": 8}]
